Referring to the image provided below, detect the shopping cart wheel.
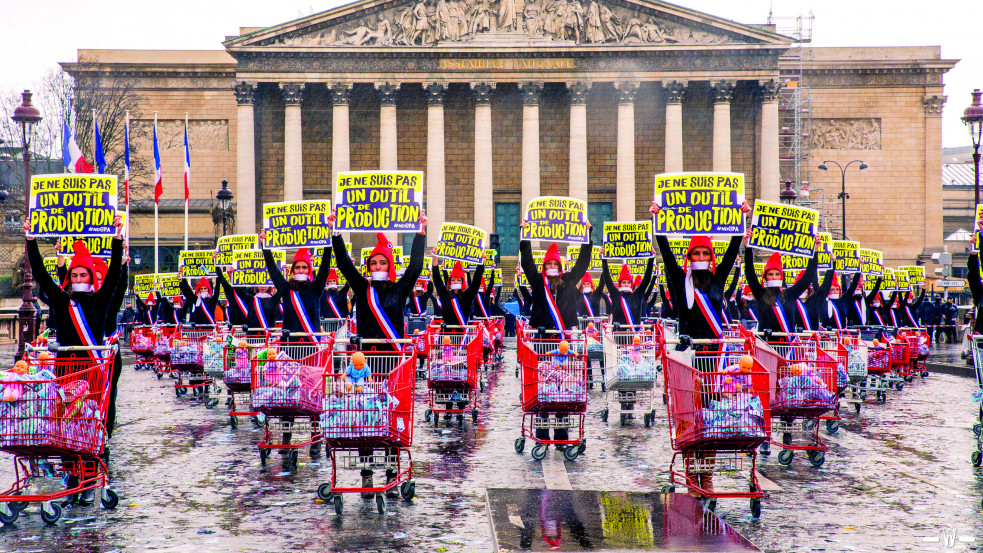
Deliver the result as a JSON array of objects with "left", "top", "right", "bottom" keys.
[
  {"left": 896, "top": 382, "right": 904, "bottom": 392},
  {"left": 101, "top": 488, "right": 119, "bottom": 509},
  {"left": 600, "top": 408, "right": 609, "bottom": 422},
  {"left": 620, "top": 413, "right": 629, "bottom": 427},
  {"left": 230, "top": 416, "right": 239, "bottom": 429},
  {"left": 9, "top": 492, "right": 27, "bottom": 512},
  {"left": 375, "top": 493, "right": 387, "bottom": 514},
  {"left": 514, "top": 437, "right": 526, "bottom": 453},
  {"left": 156, "top": 372, "right": 162, "bottom": 380},
  {"left": 333, "top": 494, "right": 343, "bottom": 515},
  {"left": 0, "top": 504, "right": 18, "bottom": 525},
  {"left": 777, "top": 450, "right": 794, "bottom": 466},
  {"left": 40, "top": 502, "right": 61, "bottom": 525},
  {"left": 286, "top": 450, "right": 299, "bottom": 469},
  {"left": 205, "top": 398, "right": 220, "bottom": 409},
  {"left": 660, "top": 484, "right": 675, "bottom": 494},
  {"left": 972, "top": 450, "right": 982, "bottom": 467},
  {"left": 973, "top": 424, "right": 982, "bottom": 436},
  {"left": 905, "top": 375, "right": 914, "bottom": 384},
  {"left": 801, "top": 419, "right": 816, "bottom": 431},
  {"left": 400, "top": 480, "right": 416, "bottom": 501},
  {"left": 562, "top": 446, "right": 580, "bottom": 462},
  {"left": 260, "top": 448, "right": 269, "bottom": 465},
  {"left": 424, "top": 409, "right": 432, "bottom": 423},
  {"left": 213, "top": 385, "right": 222, "bottom": 395},
  {"left": 825, "top": 420, "right": 839, "bottom": 435},
  {"left": 578, "top": 440, "right": 586, "bottom": 455},
  {"left": 921, "top": 371, "right": 929, "bottom": 378},
  {"left": 807, "top": 451, "right": 825, "bottom": 468},
  {"left": 471, "top": 409, "right": 478, "bottom": 424},
  {"left": 317, "top": 483, "right": 333, "bottom": 502},
  {"left": 531, "top": 444, "right": 548, "bottom": 461},
  {"left": 750, "top": 498, "right": 762, "bottom": 519}
]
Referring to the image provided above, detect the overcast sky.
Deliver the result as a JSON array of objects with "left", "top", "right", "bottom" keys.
[{"left": 3, "top": 0, "right": 980, "bottom": 147}]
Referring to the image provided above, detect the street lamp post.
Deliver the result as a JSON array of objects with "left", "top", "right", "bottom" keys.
[
  {"left": 779, "top": 181, "right": 798, "bottom": 205},
  {"left": 11, "top": 91, "right": 42, "bottom": 361},
  {"left": 962, "top": 89, "right": 983, "bottom": 207},
  {"left": 817, "top": 160, "right": 868, "bottom": 240},
  {"left": 215, "top": 179, "right": 233, "bottom": 237}
]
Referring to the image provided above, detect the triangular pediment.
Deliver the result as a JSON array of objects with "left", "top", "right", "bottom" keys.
[{"left": 224, "top": 0, "right": 791, "bottom": 50}]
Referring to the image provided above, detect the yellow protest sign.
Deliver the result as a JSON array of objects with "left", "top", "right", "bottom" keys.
[
  {"left": 748, "top": 200, "right": 819, "bottom": 257},
  {"left": 232, "top": 249, "right": 285, "bottom": 287},
  {"left": 653, "top": 172, "right": 746, "bottom": 236},
  {"left": 28, "top": 174, "right": 118, "bottom": 237},
  {"left": 881, "top": 267, "right": 897, "bottom": 292},
  {"left": 566, "top": 245, "right": 603, "bottom": 272},
  {"left": 602, "top": 221, "right": 653, "bottom": 259},
  {"left": 335, "top": 170, "right": 423, "bottom": 232},
  {"left": 781, "top": 254, "right": 812, "bottom": 285},
  {"left": 817, "top": 232, "right": 833, "bottom": 271},
  {"left": 155, "top": 273, "right": 182, "bottom": 298},
  {"left": 215, "top": 234, "right": 258, "bottom": 267},
  {"left": 43, "top": 257, "right": 60, "bottom": 284},
  {"left": 832, "top": 240, "right": 861, "bottom": 274},
  {"left": 262, "top": 200, "right": 332, "bottom": 249},
  {"left": 898, "top": 265, "right": 925, "bottom": 287},
  {"left": 133, "top": 273, "right": 156, "bottom": 295},
  {"left": 178, "top": 250, "right": 215, "bottom": 278},
  {"left": 520, "top": 196, "right": 589, "bottom": 244},
  {"left": 433, "top": 223, "right": 488, "bottom": 264},
  {"left": 858, "top": 249, "right": 883, "bottom": 277}
]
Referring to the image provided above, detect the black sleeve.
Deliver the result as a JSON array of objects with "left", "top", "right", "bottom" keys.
[
  {"left": 844, "top": 273, "right": 861, "bottom": 298},
  {"left": 396, "top": 232, "right": 426, "bottom": 296},
  {"left": 263, "top": 247, "right": 289, "bottom": 292},
  {"left": 463, "top": 264, "right": 486, "bottom": 305},
  {"left": 564, "top": 241, "right": 593, "bottom": 286},
  {"left": 655, "top": 235, "right": 681, "bottom": 283},
  {"left": 714, "top": 236, "right": 743, "bottom": 287},
  {"left": 431, "top": 260, "right": 450, "bottom": 306},
  {"left": 135, "top": 295, "right": 147, "bottom": 312},
  {"left": 56, "top": 263, "right": 67, "bottom": 282},
  {"left": 725, "top": 263, "right": 741, "bottom": 300},
  {"left": 787, "top": 251, "right": 818, "bottom": 299},
  {"left": 600, "top": 259, "right": 619, "bottom": 300},
  {"left": 216, "top": 271, "right": 239, "bottom": 304},
  {"left": 312, "top": 245, "right": 332, "bottom": 291},
  {"left": 865, "top": 278, "right": 883, "bottom": 303},
  {"left": 745, "top": 247, "right": 765, "bottom": 299},
  {"left": 96, "top": 238, "right": 124, "bottom": 303},
  {"left": 27, "top": 240, "right": 62, "bottom": 301},
  {"left": 483, "top": 266, "right": 495, "bottom": 303},
  {"left": 107, "top": 264, "right": 129, "bottom": 318},
  {"left": 519, "top": 240, "right": 544, "bottom": 290},
  {"left": 519, "top": 285, "right": 532, "bottom": 304},
  {"left": 913, "top": 288, "right": 926, "bottom": 308},
  {"left": 179, "top": 278, "right": 196, "bottom": 308},
  {"left": 969, "top": 255, "right": 983, "bottom": 303},
  {"left": 816, "top": 265, "right": 835, "bottom": 299},
  {"left": 591, "top": 275, "right": 607, "bottom": 303},
  {"left": 332, "top": 234, "right": 366, "bottom": 294},
  {"left": 635, "top": 257, "right": 655, "bottom": 300}
]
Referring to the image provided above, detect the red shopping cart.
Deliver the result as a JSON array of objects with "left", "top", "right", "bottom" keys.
[
  {"left": 600, "top": 323, "right": 662, "bottom": 428},
  {"left": 424, "top": 324, "right": 482, "bottom": 427},
  {"left": 317, "top": 341, "right": 416, "bottom": 515},
  {"left": 252, "top": 333, "right": 332, "bottom": 469},
  {"left": 513, "top": 328, "right": 589, "bottom": 462},
  {"left": 661, "top": 334, "right": 769, "bottom": 517},
  {"left": 0, "top": 345, "right": 120, "bottom": 526},
  {"left": 129, "top": 326, "right": 156, "bottom": 371},
  {"left": 152, "top": 324, "right": 179, "bottom": 379},
  {"left": 223, "top": 329, "right": 271, "bottom": 429},
  {"left": 171, "top": 325, "right": 221, "bottom": 409}
]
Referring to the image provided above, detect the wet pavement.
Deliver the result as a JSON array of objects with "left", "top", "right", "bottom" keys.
[{"left": 0, "top": 342, "right": 981, "bottom": 552}]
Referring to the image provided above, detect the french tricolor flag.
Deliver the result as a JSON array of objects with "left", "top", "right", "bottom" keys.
[
  {"left": 124, "top": 117, "right": 130, "bottom": 205},
  {"left": 94, "top": 118, "right": 107, "bottom": 174},
  {"left": 153, "top": 119, "right": 163, "bottom": 204},
  {"left": 183, "top": 120, "right": 190, "bottom": 201},
  {"left": 62, "top": 121, "right": 93, "bottom": 174}
]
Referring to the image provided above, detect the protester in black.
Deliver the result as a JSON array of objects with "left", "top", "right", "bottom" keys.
[{"left": 433, "top": 260, "right": 485, "bottom": 326}]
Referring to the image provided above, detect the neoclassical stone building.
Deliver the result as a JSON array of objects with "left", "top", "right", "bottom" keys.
[{"left": 64, "top": 0, "right": 956, "bottom": 268}]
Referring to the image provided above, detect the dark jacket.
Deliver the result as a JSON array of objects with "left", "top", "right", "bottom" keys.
[
  {"left": 333, "top": 233, "right": 425, "bottom": 341},
  {"left": 745, "top": 247, "right": 818, "bottom": 334},
  {"left": 513, "top": 285, "right": 533, "bottom": 317},
  {"left": 27, "top": 238, "right": 123, "bottom": 357},
  {"left": 601, "top": 257, "right": 654, "bottom": 326},
  {"left": 659, "top": 285, "right": 677, "bottom": 320},
  {"left": 895, "top": 289, "right": 926, "bottom": 327},
  {"left": 820, "top": 274, "right": 860, "bottom": 329},
  {"left": 105, "top": 264, "right": 129, "bottom": 336},
  {"left": 723, "top": 265, "right": 741, "bottom": 323},
  {"left": 321, "top": 284, "right": 351, "bottom": 319},
  {"left": 180, "top": 278, "right": 222, "bottom": 326},
  {"left": 215, "top": 271, "right": 249, "bottom": 326},
  {"left": 656, "top": 235, "right": 741, "bottom": 341},
  {"left": 264, "top": 245, "right": 332, "bottom": 338},
  {"left": 577, "top": 277, "right": 608, "bottom": 318},
  {"left": 801, "top": 266, "right": 835, "bottom": 331},
  {"left": 216, "top": 271, "right": 283, "bottom": 330},
  {"left": 916, "top": 297, "right": 937, "bottom": 327},
  {"left": 407, "top": 282, "right": 434, "bottom": 317},
  {"left": 519, "top": 240, "right": 593, "bottom": 331},
  {"left": 471, "top": 268, "right": 496, "bottom": 319},
  {"left": 433, "top": 262, "right": 485, "bottom": 325}
]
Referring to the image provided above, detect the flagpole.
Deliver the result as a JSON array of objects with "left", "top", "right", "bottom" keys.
[
  {"left": 92, "top": 109, "right": 96, "bottom": 171},
  {"left": 154, "top": 112, "right": 159, "bottom": 275},
  {"left": 184, "top": 112, "right": 189, "bottom": 251},
  {"left": 124, "top": 111, "right": 130, "bottom": 248}
]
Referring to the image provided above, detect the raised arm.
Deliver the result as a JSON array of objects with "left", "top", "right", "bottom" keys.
[
  {"left": 107, "top": 264, "right": 129, "bottom": 319},
  {"left": 787, "top": 251, "right": 818, "bottom": 300},
  {"left": 262, "top": 247, "right": 289, "bottom": 292},
  {"left": 714, "top": 236, "right": 743, "bottom": 286},
  {"left": 864, "top": 277, "right": 882, "bottom": 303},
  {"left": 431, "top": 259, "right": 450, "bottom": 306},
  {"left": 331, "top": 234, "right": 365, "bottom": 294},
  {"left": 844, "top": 273, "right": 861, "bottom": 299},
  {"left": 816, "top": 266, "right": 835, "bottom": 299},
  {"left": 725, "top": 263, "right": 742, "bottom": 300},
  {"left": 463, "top": 264, "right": 486, "bottom": 304},
  {"left": 744, "top": 247, "right": 766, "bottom": 299},
  {"left": 483, "top": 266, "right": 495, "bottom": 303},
  {"left": 600, "top": 259, "right": 618, "bottom": 299},
  {"left": 654, "top": 235, "right": 681, "bottom": 281},
  {"left": 27, "top": 239, "right": 63, "bottom": 301},
  {"left": 635, "top": 257, "right": 655, "bottom": 300},
  {"left": 912, "top": 288, "right": 926, "bottom": 308},
  {"left": 519, "top": 240, "right": 544, "bottom": 290},
  {"left": 179, "top": 278, "right": 197, "bottom": 308},
  {"left": 565, "top": 241, "right": 594, "bottom": 285},
  {"left": 970, "top": 255, "right": 983, "bottom": 303},
  {"left": 396, "top": 232, "right": 427, "bottom": 295},
  {"left": 96, "top": 238, "right": 124, "bottom": 303},
  {"left": 312, "top": 245, "right": 333, "bottom": 290}
]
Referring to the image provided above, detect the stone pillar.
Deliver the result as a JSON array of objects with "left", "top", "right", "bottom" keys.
[
  {"left": 377, "top": 83, "right": 399, "bottom": 170},
  {"left": 234, "top": 82, "right": 256, "bottom": 233},
  {"left": 330, "top": 84, "right": 351, "bottom": 195},
  {"left": 568, "top": 82, "right": 590, "bottom": 204},
  {"left": 281, "top": 83, "right": 304, "bottom": 202},
  {"left": 923, "top": 94, "right": 946, "bottom": 249},
  {"left": 759, "top": 79, "right": 782, "bottom": 203},
  {"left": 616, "top": 82, "right": 637, "bottom": 221},
  {"left": 664, "top": 81, "right": 686, "bottom": 173},
  {"left": 520, "top": 82, "right": 542, "bottom": 213},
  {"left": 473, "top": 83, "right": 495, "bottom": 234},
  {"left": 426, "top": 83, "right": 447, "bottom": 246},
  {"left": 711, "top": 81, "right": 735, "bottom": 172}
]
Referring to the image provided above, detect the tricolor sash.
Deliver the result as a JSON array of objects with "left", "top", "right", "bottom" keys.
[
  {"left": 747, "top": 304, "right": 758, "bottom": 322},
  {"left": 326, "top": 294, "right": 343, "bottom": 318},
  {"left": 544, "top": 281, "right": 566, "bottom": 331},
  {"left": 693, "top": 289, "right": 723, "bottom": 338},
  {"left": 889, "top": 310, "right": 898, "bottom": 327},
  {"left": 872, "top": 308, "right": 885, "bottom": 326},
  {"left": 905, "top": 305, "right": 918, "bottom": 328},
  {"left": 773, "top": 302, "right": 792, "bottom": 334},
  {"left": 582, "top": 293, "right": 594, "bottom": 317},
  {"left": 68, "top": 300, "right": 102, "bottom": 360},
  {"left": 476, "top": 295, "right": 490, "bottom": 318},
  {"left": 450, "top": 296, "right": 467, "bottom": 325},
  {"left": 196, "top": 298, "right": 216, "bottom": 325},
  {"left": 827, "top": 299, "right": 843, "bottom": 330},
  {"left": 620, "top": 295, "right": 635, "bottom": 326},
  {"left": 368, "top": 286, "right": 401, "bottom": 340},
  {"left": 412, "top": 296, "right": 423, "bottom": 316},
  {"left": 795, "top": 299, "right": 812, "bottom": 331},
  {"left": 854, "top": 300, "right": 866, "bottom": 324},
  {"left": 720, "top": 305, "right": 731, "bottom": 325},
  {"left": 232, "top": 291, "right": 249, "bottom": 321},
  {"left": 253, "top": 297, "right": 269, "bottom": 330},
  {"left": 290, "top": 290, "right": 321, "bottom": 342}
]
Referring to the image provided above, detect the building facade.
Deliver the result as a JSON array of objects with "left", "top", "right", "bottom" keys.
[{"left": 63, "top": 0, "right": 957, "bottom": 269}]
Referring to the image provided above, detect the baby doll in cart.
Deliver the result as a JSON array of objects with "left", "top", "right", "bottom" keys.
[
  {"left": 699, "top": 355, "right": 767, "bottom": 438},
  {"left": 342, "top": 351, "right": 372, "bottom": 392}
]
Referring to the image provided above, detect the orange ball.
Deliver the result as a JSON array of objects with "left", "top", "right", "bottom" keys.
[{"left": 739, "top": 355, "right": 754, "bottom": 373}]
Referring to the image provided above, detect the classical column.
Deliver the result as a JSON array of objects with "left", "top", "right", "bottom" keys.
[
  {"left": 473, "top": 83, "right": 495, "bottom": 234},
  {"left": 568, "top": 82, "right": 590, "bottom": 204},
  {"left": 426, "top": 83, "right": 447, "bottom": 246},
  {"left": 711, "top": 81, "right": 735, "bottom": 172},
  {"left": 377, "top": 83, "right": 399, "bottom": 170},
  {"left": 664, "top": 80, "right": 686, "bottom": 173},
  {"left": 923, "top": 94, "right": 946, "bottom": 248},
  {"left": 616, "top": 82, "right": 637, "bottom": 221},
  {"left": 330, "top": 84, "right": 351, "bottom": 194},
  {"left": 759, "top": 79, "right": 782, "bottom": 203},
  {"left": 281, "top": 83, "right": 304, "bottom": 202},
  {"left": 520, "top": 82, "right": 542, "bottom": 213},
  {"left": 234, "top": 81, "right": 256, "bottom": 233}
]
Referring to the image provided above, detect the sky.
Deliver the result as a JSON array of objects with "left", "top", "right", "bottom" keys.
[{"left": 2, "top": 0, "right": 980, "bottom": 147}]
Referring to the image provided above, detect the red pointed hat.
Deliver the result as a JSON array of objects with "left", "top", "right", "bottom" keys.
[
  {"left": 742, "top": 284, "right": 752, "bottom": 296},
  {"left": 542, "top": 243, "right": 562, "bottom": 275},
  {"left": 368, "top": 233, "right": 396, "bottom": 281},
  {"left": 617, "top": 264, "right": 632, "bottom": 284},
  {"left": 195, "top": 277, "right": 213, "bottom": 295},
  {"left": 793, "top": 269, "right": 812, "bottom": 292},
  {"left": 145, "top": 292, "right": 156, "bottom": 305},
  {"left": 327, "top": 268, "right": 338, "bottom": 282},
  {"left": 762, "top": 252, "right": 783, "bottom": 283},
  {"left": 684, "top": 236, "right": 716, "bottom": 272},
  {"left": 829, "top": 273, "right": 841, "bottom": 292},
  {"left": 66, "top": 240, "right": 96, "bottom": 289},
  {"left": 92, "top": 257, "right": 108, "bottom": 280},
  {"left": 633, "top": 275, "right": 642, "bottom": 288},
  {"left": 580, "top": 273, "right": 593, "bottom": 286},
  {"left": 449, "top": 262, "right": 466, "bottom": 281},
  {"left": 415, "top": 278, "right": 427, "bottom": 287},
  {"left": 292, "top": 248, "right": 313, "bottom": 271}
]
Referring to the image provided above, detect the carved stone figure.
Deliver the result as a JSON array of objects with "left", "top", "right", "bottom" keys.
[
  {"left": 523, "top": 0, "right": 544, "bottom": 35},
  {"left": 470, "top": 0, "right": 493, "bottom": 34},
  {"left": 811, "top": 119, "right": 882, "bottom": 151},
  {"left": 585, "top": 1, "right": 604, "bottom": 43},
  {"left": 498, "top": 0, "right": 517, "bottom": 31}
]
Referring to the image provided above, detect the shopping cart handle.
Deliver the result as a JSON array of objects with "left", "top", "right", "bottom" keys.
[
  {"left": 678, "top": 334, "right": 692, "bottom": 348},
  {"left": 241, "top": 324, "right": 250, "bottom": 334},
  {"left": 762, "top": 328, "right": 773, "bottom": 341}
]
